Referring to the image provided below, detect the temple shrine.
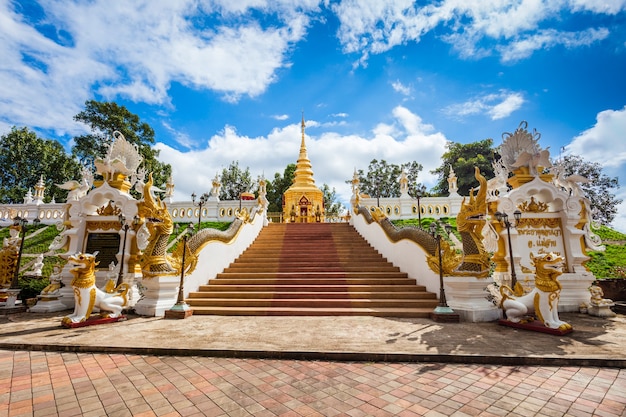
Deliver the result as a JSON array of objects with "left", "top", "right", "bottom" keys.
[{"left": 282, "top": 115, "right": 324, "bottom": 223}]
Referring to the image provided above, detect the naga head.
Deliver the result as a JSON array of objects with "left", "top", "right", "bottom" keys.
[
  {"left": 137, "top": 173, "right": 173, "bottom": 234},
  {"left": 456, "top": 167, "right": 487, "bottom": 231}
]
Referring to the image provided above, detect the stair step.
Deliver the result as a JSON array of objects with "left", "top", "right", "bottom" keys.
[
  {"left": 187, "top": 298, "right": 438, "bottom": 308},
  {"left": 215, "top": 272, "right": 408, "bottom": 279},
  {"left": 197, "top": 284, "right": 424, "bottom": 292},
  {"left": 187, "top": 223, "right": 438, "bottom": 317},
  {"left": 189, "top": 306, "right": 436, "bottom": 318},
  {"left": 188, "top": 291, "right": 434, "bottom": 299}
]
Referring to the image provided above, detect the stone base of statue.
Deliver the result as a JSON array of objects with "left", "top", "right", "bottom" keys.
[
  {"left": 62, "top": 315, "right": 127, "bottom": 328},
  {"left": 588, "top": 304, "right": 616, "bottom": 318},
  {"left": 498, "top": 317, "right": 573, "bottom": 335},
  {"left": 28, "top": 295, "right": 67, "bottom": 313},
  {"left": 133, "top": 275, "right": 180, "bottom": 317},
  {"left": 0, "top": 289, "right": 26, "bottom": 314},
  {"left": 444, "top": 276, "right": 502, "bottom": 322}
]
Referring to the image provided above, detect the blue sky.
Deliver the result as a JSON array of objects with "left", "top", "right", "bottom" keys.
[{"left": 1, "top": 0, "right": 626, "bottom": 231}]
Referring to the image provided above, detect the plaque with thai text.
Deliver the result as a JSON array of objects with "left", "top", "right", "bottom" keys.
[
  {"left": 84, "top": 233, "right": 120, "bottom": 269},
  {"left": 516, "top": 217, "right": 567, "bottom": 275}
]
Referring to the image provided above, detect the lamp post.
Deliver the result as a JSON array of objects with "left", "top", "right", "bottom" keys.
[
  {"left": 495, "top": 210, "right": 522, "bottom": 288},
  {"left": 165, "top": 223, "right": 194, "bottom": 319},
  {"left": 117, "top": 214, "right": 138, "bottom": 287},
  {"left": 415, "top": 185, "right": 426, "bottom": 228},
  {"left": 191, "top": 192, "right": 209, "bottom": 233},
  {"left": 429, "top": 220, "right": 459, "bottom": 322},
  {"left": 11, "top": 216, "right": 40, "bottom": 289}
]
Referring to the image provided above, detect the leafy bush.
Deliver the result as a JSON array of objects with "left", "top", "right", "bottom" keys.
[
  {"left": 18, "top": 276, "right": 50, "bottom": 300},
  {"left": 593, "top": 225, "right": 626, "bottom": 242},
  {"left": 585, "top": 244, "right": 626, "bottom": 278}
]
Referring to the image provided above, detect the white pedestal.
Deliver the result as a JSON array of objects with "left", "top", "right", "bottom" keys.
[
  {"left": 558, "top": 273, "right": 595, "bottom": 312},
  {"left": 445, "top": 276, "right": 502, "bottom": 322},
  {"left": 588, "top": 304, "right": 616, "bottom": 318},
  {"left": 133, "top": 276, "right": 180, "bottom": 317},
  {"left": 29, "top": 296, "right": 67, "bottom": 313}
]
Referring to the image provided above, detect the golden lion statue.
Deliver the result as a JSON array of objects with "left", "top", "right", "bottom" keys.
[
  {"left": 62, "top": 253, "right": 130, "bottom": 325},
  {"left": 500, "top": 252, "right": 572, "bottom": 331}
]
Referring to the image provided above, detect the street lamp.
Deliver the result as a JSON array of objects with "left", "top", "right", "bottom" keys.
[
  {"left": 191, "top": 192, "right": 209, "bottom": 232},
  {"left": 117, "top": 214, "right": 139, "bottom": 286},
  {"left": 415, "top": 185, "right": 426, "bottom": 228},
  {"left": 165, "top": 223, "right": 194, "bottom": 319},
  {"left": 495, "top": 210, "right": 522, "bottom": 288},
  {"left": 429, "top": 220, "right": 459, "bottom": 322},
  {"left": 11, "top": 216, "right": 40, "bottom": 289}
]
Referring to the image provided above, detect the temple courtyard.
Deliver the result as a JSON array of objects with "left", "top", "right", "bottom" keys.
[{"left": 1, "top": 311, "right": 625, "bottom": 416}]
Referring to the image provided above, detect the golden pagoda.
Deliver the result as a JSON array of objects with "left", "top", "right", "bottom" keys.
[{"left": 282, "top": 114, "right": 325, "bottom": 222}]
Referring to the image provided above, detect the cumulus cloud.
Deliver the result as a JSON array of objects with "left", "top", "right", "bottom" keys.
[
  {"left": 567, "top": 106, "right": 626, "bottom": 168},
  {"left": 156, "top": 106, "right": 448, "bottom": 206},
  {"left": 444, "top": 91, "right": 524, "bottom": 120},
  {"left": 0, "top": 0, "right": 315, "bottom": 134},
  {"left": 566, "top": 106, "right": 626, "bottom": 231}
]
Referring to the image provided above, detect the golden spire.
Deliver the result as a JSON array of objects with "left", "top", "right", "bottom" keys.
[{"left": 293, "top": 112, "right": 316, "bottom": 187}]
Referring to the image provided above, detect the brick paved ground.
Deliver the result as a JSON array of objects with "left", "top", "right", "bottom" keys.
[{"left": 1, "top": 350, "right": 625, "bottom": 417}]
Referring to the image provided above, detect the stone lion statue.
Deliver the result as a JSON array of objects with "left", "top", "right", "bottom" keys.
[
  {"left": 500, "top": 252, "right": 571, "bottom": 331},
  {"left": 62, "top": 252, "right": 130, "bottom": 325}
]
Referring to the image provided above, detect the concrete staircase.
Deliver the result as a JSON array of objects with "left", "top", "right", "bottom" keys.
[{"left": 187, "top": 222, "right": 438, "bottom": 317}]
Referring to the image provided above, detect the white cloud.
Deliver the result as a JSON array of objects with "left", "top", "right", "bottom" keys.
[
  {"left": 488, "top": 93, "right": 525, "bottom": 120},
  {"left": 566, "top": 105, "right": 626, "bottom": 232},
  {"left": 161, "top": 122, "right": 196, "bottom": 150},
  {"left": 0, "top": 0, "right": 316, "bottom": 134},
  {"left": 498, "top": 28, "right": 610, "bottom": 62},
  {"left": 156, "top": 106, "right": 448, "bottom": 206},
  {"left": 568, "top": 0, "right": 626, "bottom": 14},
  {"left": 391, "top": 80, "right": 412, "bottom": 96},
  {"left": 444, "top": 91, "right": 524, "bottom": 120},
  {"left": 272, "top": 114, "right": 290, "bottom": 120},
  {"left": 567, "top": 106, "right": 626, "bottom": 168},
  {"left": 331, "top": 0, "right": 616, "bottom": 65}
]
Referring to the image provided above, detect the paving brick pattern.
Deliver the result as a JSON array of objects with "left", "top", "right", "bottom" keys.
[{"left": 1, "top": 350, "right": 624, "bottom": 417}]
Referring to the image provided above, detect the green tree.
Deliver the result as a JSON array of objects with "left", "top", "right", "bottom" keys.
[
  {"left": 0, "top": 127, "right": 81, "bottom": 203},
  {"left": 320, "top": 184, "right": 344, "bottom": 217},
  {"left": 431, "top": 139, "right": 496, "bottom": 196},
  {"left": 219, "top": 161, "right": 255, "bottom": 201},
  {"left": 559, "top": 155, "right": 621, "bottom": 226},
  {"left": 72, "top": 100, "right": 171, "bottom": 189},
  {"left": 266, "top": 164, "right": 296, "bottom": 212},
  {"left": 352, "top": 159, "right": 424, "bottom": 205}
]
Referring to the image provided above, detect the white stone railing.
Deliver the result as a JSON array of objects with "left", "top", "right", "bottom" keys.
[{"left": 2, "top": 192, "right": 468, "bottom": 227}]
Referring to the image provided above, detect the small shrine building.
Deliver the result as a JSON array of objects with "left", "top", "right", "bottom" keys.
[{"left": 282, "top": 115, "right": 324, "bottom": 222}]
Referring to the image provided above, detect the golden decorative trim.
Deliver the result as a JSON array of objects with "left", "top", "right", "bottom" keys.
[
  {"left": 97, "top": 201, "right": 122, "bottom": 216},
  {"left": 86, "top": 221, "right": 121, "bottom": 231},
  {"left": 518, "top": 196, "right": 549, "bottom": 213},
  {"left": 517, "top": 217, "right": 561, "bottom": 229}
]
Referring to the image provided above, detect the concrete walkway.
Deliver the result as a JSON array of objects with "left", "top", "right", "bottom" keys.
[{"left": 1, "top": 311, "right": 625, "bottom": 367}]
